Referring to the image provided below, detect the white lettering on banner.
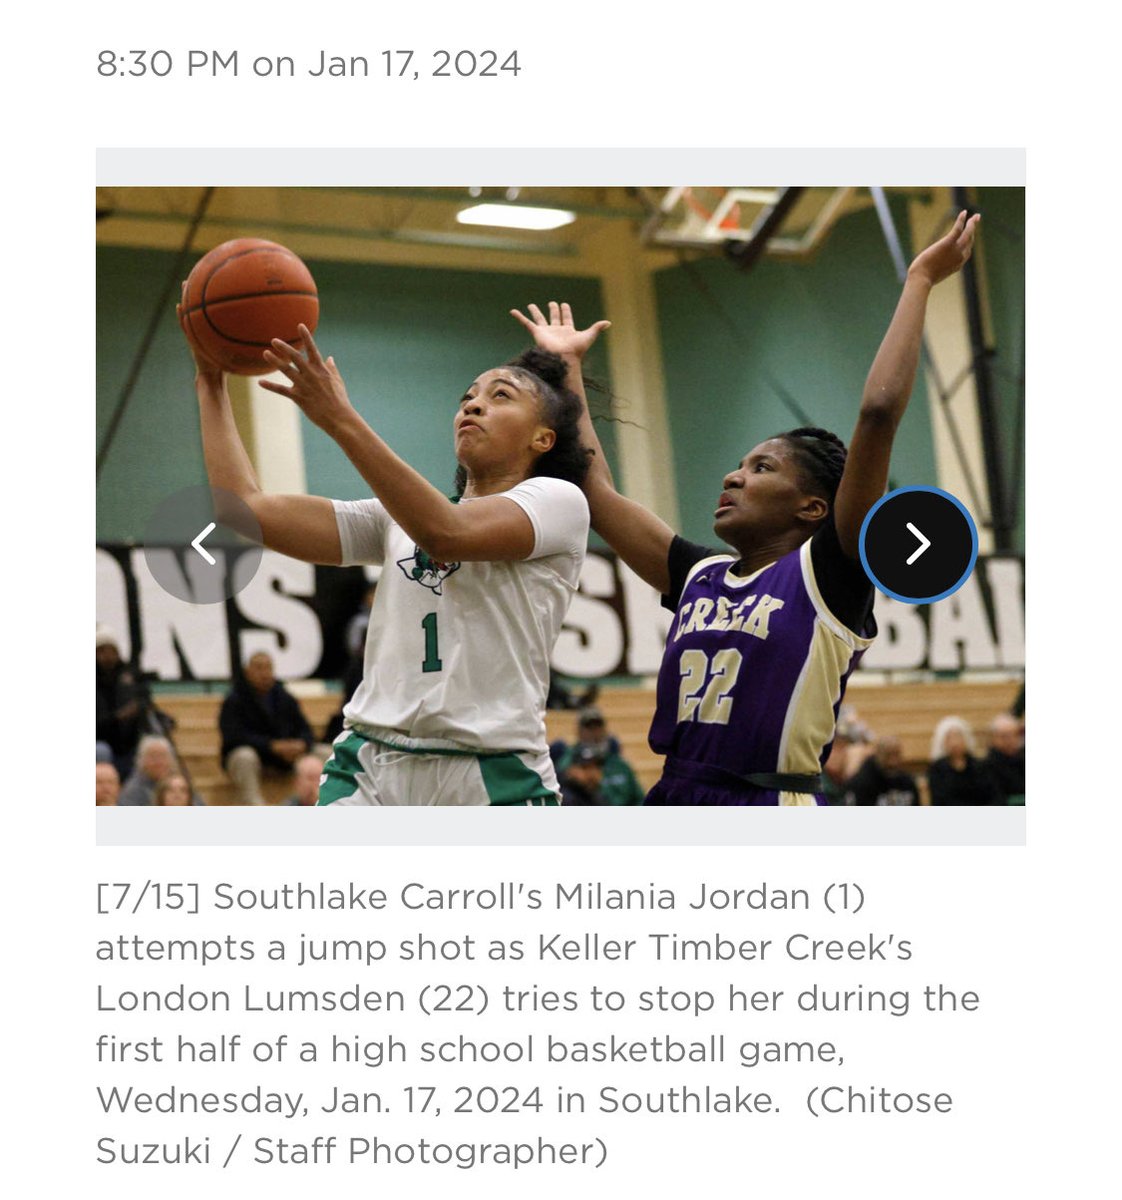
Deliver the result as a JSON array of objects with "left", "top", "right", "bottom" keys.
[
  {"left": 985, "top": 558, "right": 1026, "bottom": 669},
  {"left": 96, "top": 548, "right": 1024, "bottom": 680},
  {"left": 928, "top": 575, "right": 999, "bottom": 671},
  {"left": 95, "top": 549, "right": 132, "bottom": 661},
  {"left": 618, "top": 563, "right": 672, "bottom": 675},
  {"left": 862, "top": 599, "right": 929, "bottom": 671},
  {"left": 553, "top": 554, "right": 624, "bottom": 677},
  {"left": 130, "top": 549, "right": 231, "bottom": 680},
  {"left": 236, "top": 553, "right": 323, "bottom": 678}
]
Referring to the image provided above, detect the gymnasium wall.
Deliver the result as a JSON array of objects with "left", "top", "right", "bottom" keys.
[{"left": 96, "top": 250, "right": 613, "bottom": 541}]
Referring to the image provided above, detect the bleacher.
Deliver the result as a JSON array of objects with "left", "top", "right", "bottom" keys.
[{"left": 160, "top": 678, "right": 1021, "bottom": 804}]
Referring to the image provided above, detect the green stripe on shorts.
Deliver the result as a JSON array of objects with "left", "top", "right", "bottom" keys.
[
  {"left": 479, "top": 753, "right": 557, "bottom": 806},
  {"left": 317, "top": 732, "right": 366, "bottom": 805}
]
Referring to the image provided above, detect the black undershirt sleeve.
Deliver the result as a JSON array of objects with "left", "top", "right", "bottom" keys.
[
  {"left": 661, "top": 536, "right": 722, "bottom": 612},
  {"left": 810, "top": 515, "right": 876, "bottom": 636},
  {"left": 660, "top": 523, "right": 875, "bottom": 637}
]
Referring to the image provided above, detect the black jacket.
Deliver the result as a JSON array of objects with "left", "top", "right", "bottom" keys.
[{"left": 219, "top": 679, "right": 314, "bottom": 770}]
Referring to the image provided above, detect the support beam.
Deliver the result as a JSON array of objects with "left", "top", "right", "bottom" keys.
[{"left": 586, "top": 224, "right": 681, "bottom": 531}]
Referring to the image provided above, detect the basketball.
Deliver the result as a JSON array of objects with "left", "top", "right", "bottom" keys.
[{"left": 181, "top": 239, "right": 319, "bottom": 375}]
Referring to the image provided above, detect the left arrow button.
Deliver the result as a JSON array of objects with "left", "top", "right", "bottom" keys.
[{"left": 191, "top": 521, "right": 218, "bottom": 566}]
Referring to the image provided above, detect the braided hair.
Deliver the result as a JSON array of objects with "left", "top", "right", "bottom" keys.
[
  {"left": 454, "top": 348, "right": 593, "bottom": 496},
  {"left": 774, "top": 426, "right": 848, "bottom": 507}
]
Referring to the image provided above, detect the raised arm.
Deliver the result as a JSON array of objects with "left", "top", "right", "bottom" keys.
[
  {"left": 179, "top": 288, "right": 343, "bottom": 565},
  {"left": 833, "top": 210, "right": 981, "bottom": 557},
  {"left": 260, "top": 328, "right": 536, "bottom": 563},
  {"left": 511, "top": 302, "right": 677, "bottom": 596}
]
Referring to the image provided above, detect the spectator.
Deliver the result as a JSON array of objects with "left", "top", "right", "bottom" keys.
[
  {"left": 559, "top": 745, "right": 606, "bottom": 805},
  {"left": 822, "top": 707, "right": 873, "bottom": 803},
  {"left": 286, "top": 754, "right": 325, "bottom": 806},
  {"left": 154, "top": 773, "right": 193, "bottom": 806},
  {"left": 572, "top": 708, "right": 621, "bottom": 759},
  {"left": 118, "top": 736, "right": 177, "bottom": 806},
  {"left": 985, "top": 713, "right": 1025, "bottom": 802},
  {"left": 844, "top": 736, "right": 919, "bottom": 805},
  {"left": 96, "top": 626, "right": 164, "bottom": 778},
  {"left": 220, "top": 652, "right": 316, "bottom": 805},
  {"left": 927, "top": 717, "right": 1002, "bottom": 805},
  {"left": 553, "top": 708, "right": 643, "bottom": 805},
  {"left": 96, "top": 762, "right": 121, "bottom": 806}
]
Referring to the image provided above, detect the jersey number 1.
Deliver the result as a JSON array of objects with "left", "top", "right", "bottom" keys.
[
  {"left": 677, "top": 648, "right": 742, "bottom": 725},
  {"left": 421, "top": 612, "right": 442, "bottom": 673}
]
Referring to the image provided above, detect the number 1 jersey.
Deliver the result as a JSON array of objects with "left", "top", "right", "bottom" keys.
[{"left": 333, "top": 478, "right": 589, "bottom": 754}]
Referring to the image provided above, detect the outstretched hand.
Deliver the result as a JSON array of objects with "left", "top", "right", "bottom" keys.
[
  {"left": 260, "top": 325, "right": 355, "bottom": 434},
  {"left": 510, "top": 301, "right": 610, "bottom": 360},
  {"left": 908, "top": 210, "right": 981, "bottom": 287}
]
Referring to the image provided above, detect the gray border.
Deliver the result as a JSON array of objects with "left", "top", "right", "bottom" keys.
[
  {"left": 95, "top": 147, "right": 1026, "bottom": 847},
  {"left": 96, "top": 148, "right": 1026, "bottom": 186},
  {"left": 97, "top": 807, "right": 1025, "bottom": 847}
]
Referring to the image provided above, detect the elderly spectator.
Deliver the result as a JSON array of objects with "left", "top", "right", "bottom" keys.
[
  {"left": 286, "top": 755, "right": 325, "bottom": 806},
  {"left": 96, "top": 762, "right": 121, "bottom": 806},
  {"left": 118, "top": 736, "right": 177, "bottom": 806},
  {"left": 844, "top": 736, "right": 919, "bottom": 806},
  {"left": 220, "top": 652, "right": 316, "bottom": 805},
  {"left": 984, "top": 714, "right": 1025, "bottom": 801},
  {"left": 927, "top": 717, "right": 1002, "bottom": 805}
]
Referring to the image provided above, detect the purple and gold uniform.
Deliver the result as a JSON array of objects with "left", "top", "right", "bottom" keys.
[{"left": 646, "top": 518, "right": 875, "bottom": 806}]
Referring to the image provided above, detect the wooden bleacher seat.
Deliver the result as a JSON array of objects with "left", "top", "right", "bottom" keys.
[{"left": 158, "top": 678, "right": 1021, "bottom": 803}]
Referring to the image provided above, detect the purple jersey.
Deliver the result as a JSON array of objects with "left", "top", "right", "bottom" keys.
[{"left": 648, "top": 537, "right": 874, "bottom": 805}]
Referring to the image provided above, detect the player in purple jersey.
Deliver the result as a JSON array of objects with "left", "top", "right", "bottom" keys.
[{"left": 513, "top": 210, "right": 980, "bottom": 805}]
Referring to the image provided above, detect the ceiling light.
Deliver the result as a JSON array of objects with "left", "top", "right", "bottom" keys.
[{"left": 456, "top": 204, "right": 576, "bottom": 231}]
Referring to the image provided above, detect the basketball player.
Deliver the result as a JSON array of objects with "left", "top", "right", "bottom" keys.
[
  {"left": 513, "top": 210, "right": 980, "bottom": 804},
  {"left": 180, "top": 301, "right": 589, "bottom": 806}
]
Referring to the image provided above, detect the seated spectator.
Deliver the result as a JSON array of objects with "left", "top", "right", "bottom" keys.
[
  {"left": 118, "top": 736, "right": 177, "bottom": 806},
  {"left": 96, "top": 626, "right": 170, "bottom": 778},
  {"left": 554, "top": 708, "right": 643, "bottom": 805},
  {"left": 927, "top": 716, "right": 1002, "bottom": 805},
  {"left": 154, "top": 773, "right": 193, "bottom": 806},
  {"left": 984, "top": 714, "right": 1025, "bottom": 802},
  {"left": 560, "top": 745, "right": 606, "bottom": 806},
  {"left": 823, "top": 707, "right": 874, "bottom": 803},
  {"left": 220, "top": 652, "right": 316, "bottom": 805},
  {"left": 844, "top": 736, "right": 919, "bottom": 806},
  {"left": 286, "top": 754, "right": 325, "bottom": 806},
  {"left": 96, "top": 762, "right": 121, "bottom": 807}
]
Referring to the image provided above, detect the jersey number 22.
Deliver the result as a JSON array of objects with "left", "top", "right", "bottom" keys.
[{"left": 677, "top": 648, "right": 742, "bottom": 724}]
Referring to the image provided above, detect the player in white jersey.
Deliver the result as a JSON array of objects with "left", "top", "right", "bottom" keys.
[{"left": 182, "top": 304, "right": 592, "bottom": 806}]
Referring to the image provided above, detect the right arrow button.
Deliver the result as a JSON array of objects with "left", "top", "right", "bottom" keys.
[
  {"left": 859, "top": 486, "right": 979, "bottom": 604},
  {"left": 905, "top": 521, "right": 931, "bottom": 565}
]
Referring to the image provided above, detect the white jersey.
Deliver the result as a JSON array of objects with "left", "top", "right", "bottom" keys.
[{"left": 333, "top": 477, "right": 589, "bottom": 754}]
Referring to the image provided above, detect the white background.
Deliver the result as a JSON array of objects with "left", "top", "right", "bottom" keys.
[{"left": 5, "top": 2, "right": 1115, "bottom": 1196}]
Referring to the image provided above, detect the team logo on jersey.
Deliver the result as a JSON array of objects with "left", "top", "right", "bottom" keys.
[{"left": 397, "top": 547, "right": 461, "bottom": 594}]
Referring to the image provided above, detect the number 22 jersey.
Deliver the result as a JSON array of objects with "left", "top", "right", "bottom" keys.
[{"left": 648, "top": 518, "right": 876, "bottom": 800}]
